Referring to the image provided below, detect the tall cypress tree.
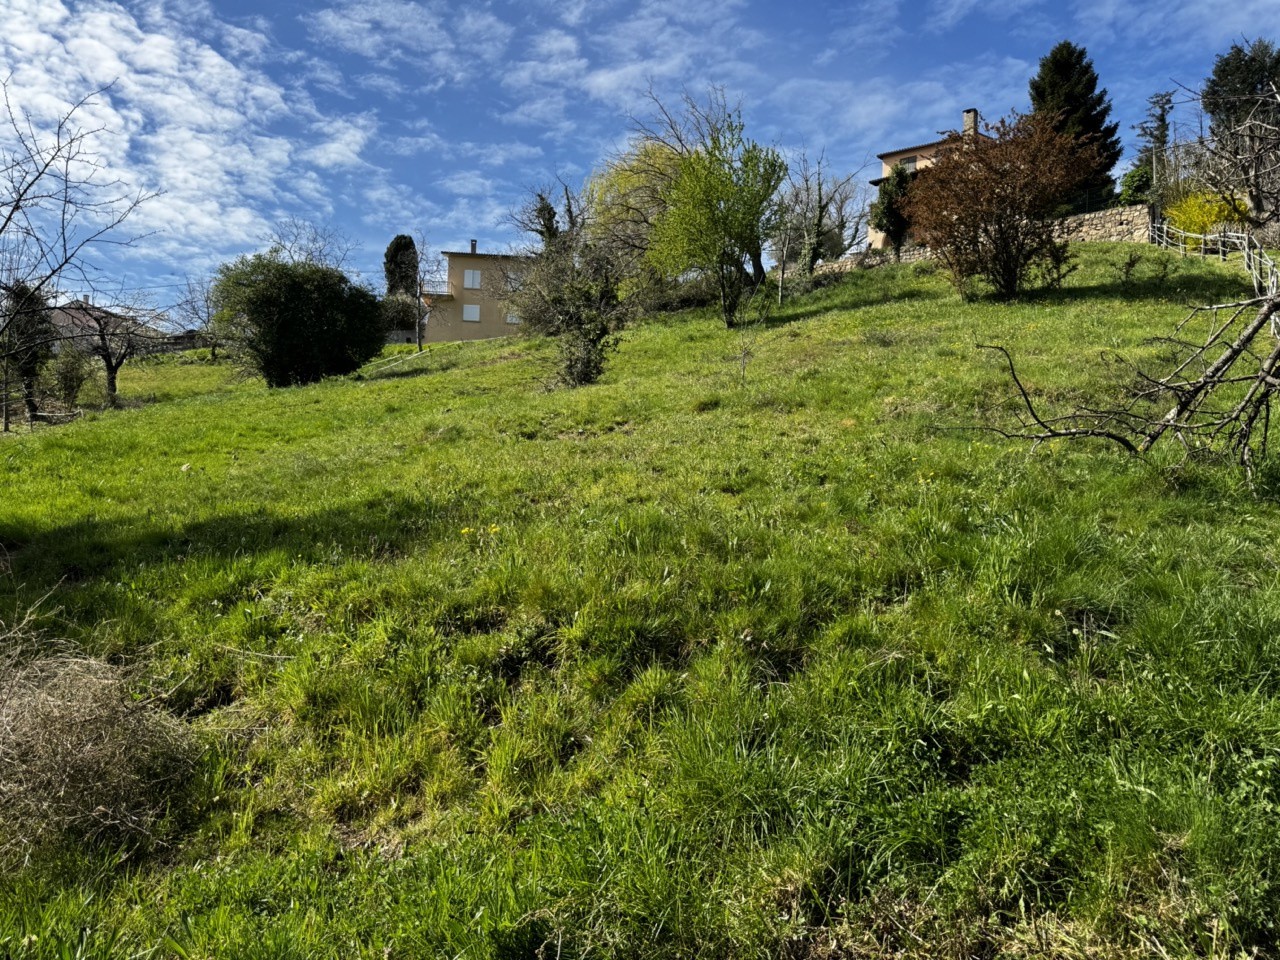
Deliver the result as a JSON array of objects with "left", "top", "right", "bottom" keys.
[
  {"left": 1029, "top": 41, "right": 1122, "bottom": 210},
  {"left": 383, "top": 235, "right": 419, "bottom": 298},
  {"left": 2, "top": 281, "right": 57, "bottom": 420}
]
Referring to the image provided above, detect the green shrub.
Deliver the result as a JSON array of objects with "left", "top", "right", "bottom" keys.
[
  {"left": 38, "top": 348, "right": 97, "bottom": 408},
  {"left": 212, "top": 254, "right": 384, "bottom": 387}
]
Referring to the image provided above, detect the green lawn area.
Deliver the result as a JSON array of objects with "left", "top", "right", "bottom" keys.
[{"left": 3, "top": 244, "right": 1279, "bottom": 959}]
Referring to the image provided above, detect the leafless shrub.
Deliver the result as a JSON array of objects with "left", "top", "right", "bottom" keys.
[{"left": 0, "top": 644, "right": 197, "bottom": 864}]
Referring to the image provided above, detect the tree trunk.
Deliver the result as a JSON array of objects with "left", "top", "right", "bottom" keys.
[
  {"left": 22, "top": 375, "right": 37, "bottom": 424},
  {"left": 104, "top": 362, "right": 119, "bottom": 405}
]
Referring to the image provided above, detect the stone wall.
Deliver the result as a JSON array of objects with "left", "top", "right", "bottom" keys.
[
  {"left": 818, "top": 205, "right": 1155, "bottom": 277},
  {"left": 1057, "top": 204, "right": 1153, "bottom": 244},
  {"left": 816, "top": 244, "right": 934, "bottom": 275}
]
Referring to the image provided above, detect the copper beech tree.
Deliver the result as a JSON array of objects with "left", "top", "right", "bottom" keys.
[{"left": 906, "top": 112, "right": 1095, "bottom": 299}]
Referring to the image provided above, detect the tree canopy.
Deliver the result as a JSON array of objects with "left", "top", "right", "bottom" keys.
[
  {"left": 1028, "top": 41, "right": 1122, "bottom": 209},
  {"left": 646, "top": 108, "right": 786, "bottom": 327},
  {"left": 1202, "top": 38, "right": 1280, "bottom": 136},
  {"left": 383, "top": 235, "right": 419, "bottom": 298},
  {"left": 212, "top": 254, "right": 383, "bottom": 388},
  {"left": 584, "top": 141, "right": 681, "bottom": 258}
]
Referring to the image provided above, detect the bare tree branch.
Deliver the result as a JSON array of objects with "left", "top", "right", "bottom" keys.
[
  {"left": 979, "top": 295, "right": 1280, "bottom": 476},
  {"left": 0, "top": 78, "right": 155, "bottom": 361}
]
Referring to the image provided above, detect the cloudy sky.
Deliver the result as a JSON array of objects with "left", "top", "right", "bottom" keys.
[{"left": 0, "top": 0, "right": 1270, "bottom": 303}]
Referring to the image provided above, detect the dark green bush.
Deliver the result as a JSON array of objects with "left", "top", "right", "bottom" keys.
[{"left": 213, "top": 254, "right": 384, "bottom": 387}]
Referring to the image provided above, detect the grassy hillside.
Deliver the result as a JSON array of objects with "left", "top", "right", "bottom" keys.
[{"left": 3, "top": 245, "right": 1279, "bottom": 958}]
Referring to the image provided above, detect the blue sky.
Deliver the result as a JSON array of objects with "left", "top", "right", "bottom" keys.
[{"left": 1, "top": 0, "right": 1272, "bottom": 305}]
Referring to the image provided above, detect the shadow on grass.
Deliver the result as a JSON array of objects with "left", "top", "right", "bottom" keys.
[
  {"left": 364, "top": 356, "right": 461, "bottom": 381},
  {"left": 0, "top": 490, "right": 470, "bottom": 600},
  {"left": 768, "top": 285, "right": 948, "bottom": 327},
  {"left": 1035, "top": 272, "right": 1254, "bottom": 307}
]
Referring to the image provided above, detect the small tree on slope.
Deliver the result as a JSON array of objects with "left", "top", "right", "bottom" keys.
[{"left": 906, "top": 112, "right": 1093, "bottom": 299}]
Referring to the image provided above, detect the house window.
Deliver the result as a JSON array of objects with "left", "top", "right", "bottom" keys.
[
  {"left": 463, "top": 304, "right": 480, "bottom": 322},
  {"left": 463, "top": 269, "right": 482, "bottom": 289},
  {"left": 506, "top": 313, "right": 520, "bottom": 325},
  {"left": 901, "top": 156, "right": 918, "bottom": 173}
]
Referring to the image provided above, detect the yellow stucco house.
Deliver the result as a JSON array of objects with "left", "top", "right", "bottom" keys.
[
  {"left": 420, "top": 240, "right": 525, "bottom": 343},
  {"left": 867, "top": 108, "right": 981, "bottom": 250}
]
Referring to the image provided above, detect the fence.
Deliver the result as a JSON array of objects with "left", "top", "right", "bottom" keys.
[{"left": 1150, "top": 221, "right": 1279, "bottom": 300}]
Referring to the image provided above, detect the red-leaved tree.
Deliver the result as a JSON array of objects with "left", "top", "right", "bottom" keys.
[{"left": 906, "top": 112, "right": 1095, "bottom": 299}]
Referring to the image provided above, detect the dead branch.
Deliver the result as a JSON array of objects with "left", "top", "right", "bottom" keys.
[
  {"left": 979, "top": 295, "right": 1280, "bottom": 476},
  {"left": 976, "top": 344, "right": 1141, "bottom": 454}
]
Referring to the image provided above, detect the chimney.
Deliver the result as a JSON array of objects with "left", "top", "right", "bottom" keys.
[
  {"left": 962, "top": 108, "right": 978, "bottom": 141},
  {"left": 470, "top": 239, "right": 477, "bottom": 254}
]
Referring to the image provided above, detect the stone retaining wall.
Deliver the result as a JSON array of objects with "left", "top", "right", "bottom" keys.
[
  {"left": 816, "top": 244, "right": 934, "bottom": 275},
  {"left": 1057, "top": 204, "right": 1153, "bottom": 244},
  {"left": 818, "top": 205, "right": 1155, "bottom": 276}
]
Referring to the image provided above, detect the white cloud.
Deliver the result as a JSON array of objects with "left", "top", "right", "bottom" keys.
[
  {"left": 304, "top": 0, "right": 514, "bottom": 86},
  {"left": 303, "top": 113, "right": 379, "bottom": 169},
  {"left": 1071, "top": 0, "right": 1279, "bottom": 58},
  {"left": 767, "top": 51, "right": 1033, "bottom": 168},
  {"left": 356, "top": 72, "right": 407, "bottom": 97},
  {"left": 438, "top": 171, "right": 495, "bottom": 197},
  {"left": 925, "top": 0, "right": 1046, "bottom": 32},
  {"left": 0, "top": 0, "right": 401, "bottom": 277}
]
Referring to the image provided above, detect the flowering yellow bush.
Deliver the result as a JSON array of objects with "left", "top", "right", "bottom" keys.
[{"left": 1165, "top": 192, "right": 1249, "bottom": 247}]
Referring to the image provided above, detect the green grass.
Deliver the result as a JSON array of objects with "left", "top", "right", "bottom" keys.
[{"left": 3, "top": 244, "right": 1279, "bottom": 958}]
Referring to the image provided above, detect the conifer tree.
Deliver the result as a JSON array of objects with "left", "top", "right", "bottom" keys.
[
  {"left": 1201, "top": 38, "right": 1280, "bottom": 137},
  {"left": 1119, "top": 90, "right": 1174, "bottom": 207},
  {"left": 383, "top": 235, "right": 419, "bottom": 298},
  {"left": 1029, "top": 41, "right": 1122, "bottom": 210},
  {"left": 1199, "top": 38, "right": 1280, "bottom": 226},
  {"left": 1, "top": 281, "right": 55, "bottom": 421}
]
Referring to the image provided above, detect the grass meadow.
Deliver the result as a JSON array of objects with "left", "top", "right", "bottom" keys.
[{"left": 3, "top": 244, "right": 1280, "bottom": 958}]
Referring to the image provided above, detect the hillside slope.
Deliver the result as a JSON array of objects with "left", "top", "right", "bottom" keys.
[{"left": 3, "top": 246, "right": 1279, "bottom": 959}]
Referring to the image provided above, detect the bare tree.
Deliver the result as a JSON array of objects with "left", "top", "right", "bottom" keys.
[
  {"left": 1196, "top": 86, "right": 1280, "bottom": 228},
  {"left": 51, "top": 296, "right": 161, "bottom": 404},
  {"left": 261, "top": 217, "right": 356, "bottom": 271},
  {"left": 411, "top": 231, "right": 445, "bottom": 352},
  {"left": 171, "top": 274, "right": 220, "bottom": 359},
  {"left": 772, "top": 151, "right": 869, "bottom": 300},
  {"left": 0, "top": 80, "right": 153, "bottom": 358}
]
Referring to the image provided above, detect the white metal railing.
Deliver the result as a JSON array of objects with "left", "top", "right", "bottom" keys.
[{"left": 1150, "top": 220, "right": 1279, "bottom": 299}]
